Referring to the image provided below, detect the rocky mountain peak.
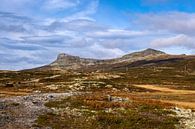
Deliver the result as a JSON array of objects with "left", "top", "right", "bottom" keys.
[
  {"left": 142, "top": 48, "right": 166, "bottom": 55},
  {"left": 122, "top": 48, "right": 166, "bottom": 59},
  {"left": 50, "top": 53, "right": 100, "bottom": 69},
  {"left": 57, "top": 53, "right": 76, "bottom": 60}
]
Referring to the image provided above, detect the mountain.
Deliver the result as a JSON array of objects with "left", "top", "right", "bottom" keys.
[
  {"left": 115, "top": 48, "right": 166, "bottom": 62},
  {"left": 19, "top": 48, "right": 195, "bottom": 73},
  {"left": 42, "top": 48, "right": 166, "bottom": 70},
  {"left": 49, "top": 53, "right": 102, "bottom": 70},
  {"left": 121, "top": 48, "right": 165, "bottom": 59}
]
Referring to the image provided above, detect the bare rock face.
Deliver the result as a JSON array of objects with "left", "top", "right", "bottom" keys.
[
  {"left": 50, "top": 53, "right": 101, "bottom": 69},
  {"left": 57, "top": 53, "right": 74, "bottom": 60},
  {"left": 52, "top": 53, "right": 81, "bottom": 67}
]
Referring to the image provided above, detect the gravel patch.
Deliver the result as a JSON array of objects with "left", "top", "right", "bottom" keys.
[
  {"left": 0, "top": 92, "right": 75, "bottom": 129},
  {"left": 172, "top": 107, "right": 195, "bottom": 129}
]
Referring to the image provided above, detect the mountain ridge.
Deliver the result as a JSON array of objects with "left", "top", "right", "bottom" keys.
[
  {"left": 22, "top": 48, "right": 195, "bottom": 72},
  {"left": 48, "top": 48, "right": 167, "bottom": 70}
]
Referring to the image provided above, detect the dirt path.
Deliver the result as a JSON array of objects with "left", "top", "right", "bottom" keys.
[
  {"left": 161, "top": 100, "right": 195, "bottom": 109},
  {"left": 23, "top": 75, "right": 61, "bottom": 84},
  {"left": 0, "top": 91, "right": 29, "bottom": 96},
  {"left": 133, "top": 84, "right": 195, "bottom": 109},
  {"left": 133, "top": 84, "right": 195, "bottom": 94}
]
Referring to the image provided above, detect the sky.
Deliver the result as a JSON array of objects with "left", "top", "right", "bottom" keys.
[{"left": 0, "top": 0, "right": 195, "bottom": 70}]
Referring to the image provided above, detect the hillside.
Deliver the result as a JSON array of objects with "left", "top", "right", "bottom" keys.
[{"left": 30, "top": 48, "right": 195, "bottom": 74}]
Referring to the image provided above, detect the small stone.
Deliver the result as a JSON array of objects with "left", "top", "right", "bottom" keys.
[
  {"left": 123, "top": 88, "right": 129, "bottom": 92},
  {"left": 107, "top": 95, "right": 112, "bottom": 102},
  {"left": 33, "top": 90, "right": 41, "bottom": 93},
  {"left": 47, "top": 95, "right": 54, "bottom": 99},
  {"left": 105, "top": 85, "right": 113, "bottom": 88}
]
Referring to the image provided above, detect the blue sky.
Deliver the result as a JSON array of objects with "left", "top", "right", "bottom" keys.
[{"left": 0, "top": 0, "right": 195, "bottom": 70}]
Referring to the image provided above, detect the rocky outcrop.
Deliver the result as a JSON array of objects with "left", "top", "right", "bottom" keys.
[{"left": 49, "top": 53, "right": 103, "bottom": 69}]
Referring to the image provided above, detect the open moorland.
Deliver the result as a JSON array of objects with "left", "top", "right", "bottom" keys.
[{"left": 0, "top": 49, "right": 195, "bottom": 129}]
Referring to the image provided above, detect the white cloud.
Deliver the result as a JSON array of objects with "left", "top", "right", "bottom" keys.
[
  {"left": 42, "top": 0, "right": 80, "bottom": 10},
  {"left": 87, "top": 29, "right": 149, "bottom": 39},
  {"left": 150, "top": 34, "right": 195, "bottom": 49},
  {"left": 47, "top": 19, "right": 105, "bottom": 32},
  {"left": 88, "top": 44, "right": 125, "bottom": 59},
  {"left": 64, "top": 0, "right": 99, "bottom": 20},
  {"left": 134, "top": 12, "right": 195, "bottom": 35}
]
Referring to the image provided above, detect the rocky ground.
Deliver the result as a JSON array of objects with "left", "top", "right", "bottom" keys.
[
  {"left": 0, "top": 92, "right": 75, "bottom": 129},
  {"left": 0, "top": 92, "right": 195, "bottom": 129},
  {"left": 172, "top": 107, "right": 195, "bottom": 129},
  {"left": 0, "top": 70, "right": 195, "bottom": 128}
]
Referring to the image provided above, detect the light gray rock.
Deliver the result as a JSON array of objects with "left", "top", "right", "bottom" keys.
[{"left": 172, "top": 107, "right": 195, "bottom": 129}]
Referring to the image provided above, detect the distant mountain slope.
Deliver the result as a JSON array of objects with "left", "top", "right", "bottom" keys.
[
  {"left": 27, "top": 48, "right": 195, "bottom": 72},
  {"left": 49, "top": 53, "right": 102, "bottom": 70},
  {"left": 45, "top": 48, "right": 166, "bottom": 70},
  {"left": 121, "top": 48, "right": 165, "bottom": 59}
]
